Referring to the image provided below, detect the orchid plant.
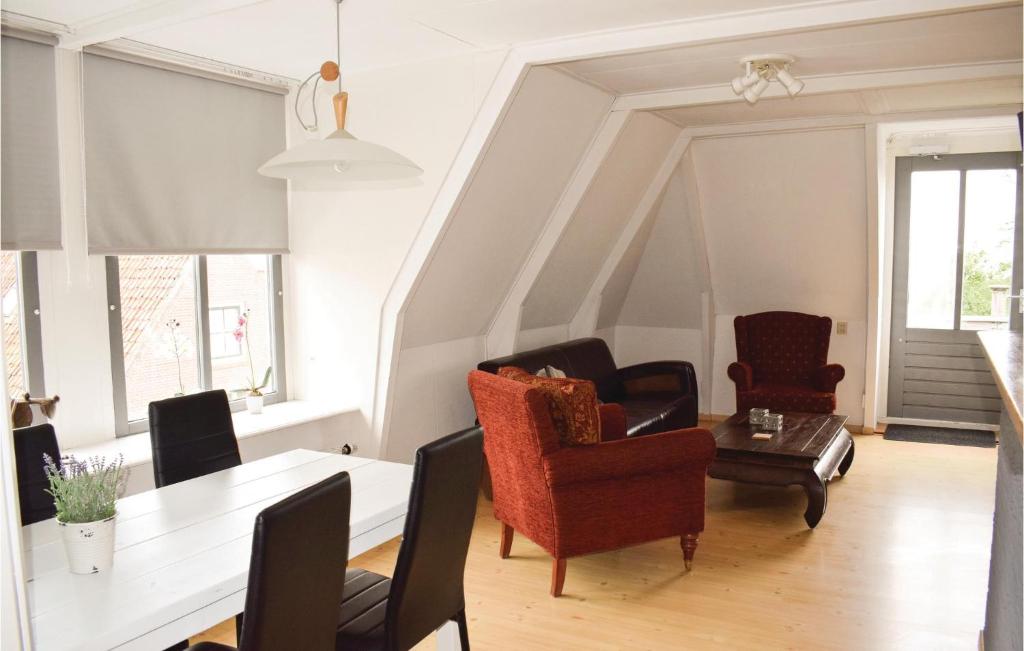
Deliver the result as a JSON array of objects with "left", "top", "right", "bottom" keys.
[
  {"left": 233, "top": 309, "right": 272, "bottom": 397},
  {"left": 164, "top": 318, "right": 190, "bottom": 396},
  {"left": 44, "top": 454, "right": 128, "bottom": 524}
]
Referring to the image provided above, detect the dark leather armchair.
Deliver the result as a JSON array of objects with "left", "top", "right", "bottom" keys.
[
  {"left": 728, "top": 311, "right": 845, "bottom": 414},
  {"left": 478, "top": 338, "right": 698, "bottom": 437}
]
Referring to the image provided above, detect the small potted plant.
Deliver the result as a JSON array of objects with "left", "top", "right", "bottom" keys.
[
  {"left": 44, "top": 454, "right": 127, "bottom": 574},
  {"left": 233, "top": 310, "right": 271, "bottom": 414}
]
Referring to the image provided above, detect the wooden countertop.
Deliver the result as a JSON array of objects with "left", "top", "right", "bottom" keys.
[{"left": 977, "top": 330, "right": 1022, "bottom": 440}]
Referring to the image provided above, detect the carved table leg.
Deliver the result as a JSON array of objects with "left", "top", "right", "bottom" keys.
[
  {"left": 802, "top": 475, "right": 828, "bottom": 528},
  {"left": 681, "top": 533, "right": 699, "bottom": 570},
  {"left": 838, "top": 438, "right": 855, "bottom": 477}
]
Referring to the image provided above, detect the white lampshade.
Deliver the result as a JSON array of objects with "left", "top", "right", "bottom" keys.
[
  {"left": 776, "top": 68, "right": 805, "bottom": 96},
  {"left": 743, "top": 77, "right": 769, "bottom": 104},
  {"left": 259, "top": 128, "right": 422, "bottom": 188},
  {"left": 731, "top": 71, "right": 760, "bottom": 95}
]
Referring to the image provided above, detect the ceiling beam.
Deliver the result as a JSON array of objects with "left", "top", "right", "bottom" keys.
[
  {"left": 612, "top": 60, "right": 1022, "bottom": 112},
  {"left": 58, "top": 0, "right": 269, "bottom": 49}
]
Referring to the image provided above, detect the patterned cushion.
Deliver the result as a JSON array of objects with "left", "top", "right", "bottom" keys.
[
  {"left": 735, "top": 312, "right": 831, "bottom": 386},
  {"left": 737, "top": 384, "right": 836, "bottom": 414},
  {"left": 498, "top": 367, "right": 601, "bottom": 446}
]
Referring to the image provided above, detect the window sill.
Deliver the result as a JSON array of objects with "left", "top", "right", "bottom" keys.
[{"left": 65, "top": 400, "right": 357, "bottom": 469}]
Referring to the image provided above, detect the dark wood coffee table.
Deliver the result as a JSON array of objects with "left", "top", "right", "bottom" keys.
[{"left": 709, "top": 412, "right": 854, "bottom": 528}]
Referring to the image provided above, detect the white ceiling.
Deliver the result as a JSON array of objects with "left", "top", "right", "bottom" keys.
[
  {"left": 3, "top": 0, "right": 806, "bottom": 78},
  {"left": 556, "top": 5, "right": 1022, "bottom": 95}
]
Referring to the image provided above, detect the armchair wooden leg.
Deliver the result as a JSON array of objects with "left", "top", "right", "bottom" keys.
[
  {"left": 681, "top": 534, "right": 699, "bottom": 571},
  {"left": 499, "top": 523, "right": 514, "bottom": 559},
  {"left": 550, "top": 557, "right": 567, "bottom": 597}
]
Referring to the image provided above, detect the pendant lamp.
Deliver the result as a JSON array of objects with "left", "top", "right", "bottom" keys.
[{"left": 258, "top": 0, "right": 422, "bottom": 188}]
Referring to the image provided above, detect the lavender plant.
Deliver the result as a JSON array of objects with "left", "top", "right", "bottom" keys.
[{"left": 43, "top": 454, "right": 128, "bottom": 523}]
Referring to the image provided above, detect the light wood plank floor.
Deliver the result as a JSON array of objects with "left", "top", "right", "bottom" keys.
[{"left": 192, "top": 433, "right": 997, "bottom": 650}]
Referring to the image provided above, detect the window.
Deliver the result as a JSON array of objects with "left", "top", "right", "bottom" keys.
[
  {"left": 905, "top": 164, "right": 1020, "bottom": 331},
  {"left": 107, "top": 254, "right": 285, "bottom": 435},
  {"left": 1, "top": 251, "right": 44, "bottom": 400},
  {"left": 209, "top": 306, "right": 243, "bottom": 359}
]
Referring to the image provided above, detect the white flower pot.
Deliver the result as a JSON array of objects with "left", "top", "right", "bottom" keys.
[
  {"left": 246, "top": 394, "right": 264, "bottom": 415},
  {"left": 59, "top": 515, "right": 116, "bottom": 574}
]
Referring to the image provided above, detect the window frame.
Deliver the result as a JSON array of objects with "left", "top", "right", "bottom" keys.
[
  {"left": 106, "top": 254, "right": 286, "bottom": 437},
  {"left": 3, "top": 251, "right": 46, "bottom": 399}
]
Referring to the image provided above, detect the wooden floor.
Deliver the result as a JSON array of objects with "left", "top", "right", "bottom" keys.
[{"left": 192, "top": 433, "right": 997, "bottom": 650}]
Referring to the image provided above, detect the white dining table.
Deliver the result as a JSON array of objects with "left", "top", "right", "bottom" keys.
[{"left": 21, "top": 449, "right": 418, "bottom": 651}]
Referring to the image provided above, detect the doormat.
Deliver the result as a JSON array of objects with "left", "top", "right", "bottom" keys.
[{"left": 884, "top": 424, "right": 996, "bottom": 448}]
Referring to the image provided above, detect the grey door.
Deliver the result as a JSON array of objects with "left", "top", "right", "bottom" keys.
[{"left": 888, "top": 152, "right": 1022, "bottom": 425}]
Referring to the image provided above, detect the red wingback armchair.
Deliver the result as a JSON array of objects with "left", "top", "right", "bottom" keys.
[
  {"left": 467, "top": 370, "right": 715, "bottom": 597},
  {"left": 728, "top": 311, "right": 845, "bottom": 414}
]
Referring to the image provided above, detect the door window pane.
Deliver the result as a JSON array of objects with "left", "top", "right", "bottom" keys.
[
  {"left": 906, "top": 170, "right": 961, "bottom": 329},
  {"left": 960, "top": 168, "right": 1017, "bottom": 331},
  {"left": 118, "top": 255, "right": 200, "bottom": 420},
  {"left": 1, "top": 252, "right": 25, "bottom": 398},
  {"left": 207, "top": 255, "right": 275, "bottom": 397}
]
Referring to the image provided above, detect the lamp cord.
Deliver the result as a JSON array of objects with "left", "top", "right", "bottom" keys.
[
  {"left": 294, "top": 71, "right": 321, "bottom": 132},
  {"left": 336, "top": 0, "right": 343, "bottom": 94}
]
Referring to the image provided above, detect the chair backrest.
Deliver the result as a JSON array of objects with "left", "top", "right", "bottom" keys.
[
  {"left": 238, "top": 471, "right": 351, "bottom": 651},
  {"left": 734, "top": 311, "right": 832, "bottom": 386},
  {"left": 478, "top": 337, "right": 623, "bottom": 401},
  {"left": 148, "top": 389, "right": 241, "bottom": 488},
  {"left": 467, "top": 371, "right": 559, "bottom": 549},
  {"left": 13, "top": 424, "right": 60, "bottom": 525},
  {"left": 386, "top": 427, "right": 484, "bottom": 650}
]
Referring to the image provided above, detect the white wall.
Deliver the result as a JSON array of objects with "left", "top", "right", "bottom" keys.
[
  {"left": 692, "top": 128, "right": 869, "bottom": 424},
  {"left": 400, "top": 66, "right": 612, "bottom": 348},
  {"left": 616, "top": 167, "right": 704, "bottom": 330},
  {"left": 521, "top": 111, "right": 679, "bottom": 328},
  {"left": 384, "top": 336, "right": 484, "bottom": 463},
  {"left": 286, "top": 50, "right": 505, "bottom": 457}
]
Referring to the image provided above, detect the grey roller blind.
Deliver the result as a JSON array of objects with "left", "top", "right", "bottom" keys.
[
  {"left": 1, "top": 35, "right": 62, "bottom": 251},
  {"left": 83, "top": 53, "right": 288, "bottom": 254}
]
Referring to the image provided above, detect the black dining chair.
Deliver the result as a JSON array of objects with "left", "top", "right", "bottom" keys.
[
  {"left": 149, "top": 390, "right": 242, "bottom": 489},
  {"left": 150, "top": 389, "right": 244, "bottom": 650},
  {"left": 13, "top": 423, "right": 61, "bottom": 525},
  {"left": 187, "top": 471, "right": 352, "bottom": 651},
  {"left": 335, "top": 426, "right": 484, "bottom": 651}
]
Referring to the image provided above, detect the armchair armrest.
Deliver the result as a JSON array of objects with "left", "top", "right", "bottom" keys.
[
  {"left": 813, "top": 363, "right": 846, "bottom": 392},
  {"left": 542, "top": 428, "right": 715, "bottom": 488},
  {"left": 616, "top": 361, "right": 696, "bottom": 397},
  {"left": 727, "top": 362, "right": 753, "bottom": 391},
  {"left": 599, "top": 403, "right": 627, "bottom": 442}
]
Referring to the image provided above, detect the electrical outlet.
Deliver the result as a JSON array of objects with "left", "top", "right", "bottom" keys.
[{"left": 836, "top": 321, "right": 848, "bottom": 335}]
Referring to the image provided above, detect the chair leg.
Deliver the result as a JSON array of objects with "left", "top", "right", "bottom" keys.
[
  {"left": 681, "top": 533, "right": 699, "bottom": 570},
  {"left": 550, "top": 557, "right": 567, "bottom": 597},
  {"left": 499, "top": 523, "right": 513, "bottom": 559},
  {"left": 235, "top": 612, "right": 244, "bottom": 645},
  {"left": 454, "top": 608, "right": 470, "bottom": 650}
]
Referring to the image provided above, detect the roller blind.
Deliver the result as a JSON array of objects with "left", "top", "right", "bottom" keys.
[
  {"left": 83, "top": 53, "right": 288, "bottom": 254},
  {"left": 1, "top": 35, "right": 62, "bottom": 251}
]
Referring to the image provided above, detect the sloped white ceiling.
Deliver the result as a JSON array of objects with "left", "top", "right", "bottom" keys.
[
  {"left": 557, "top": 5, "right": 1022, "bottom": 95},
  {"left": 595, "top": 196, "right": 660, "bottom": 330},
  {"left": 520, "top": 111, "right": 680, "bottom": 329},
  {"left": 693, "top": 128, "right": 868, "bottom": 319},
  {"left": 400, "top": 66, "right": 612, "bottom": 348},
  {"left": 615, "top": 167, "right": 704, "bottom": 329}
]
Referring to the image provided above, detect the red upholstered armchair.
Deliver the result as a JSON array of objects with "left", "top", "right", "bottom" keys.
[
  {"left": 728, "top": 311, "right": 845, "bottom": 414},
  {"left": 467, "top": 370, "right": 715, "bottom": 597}
]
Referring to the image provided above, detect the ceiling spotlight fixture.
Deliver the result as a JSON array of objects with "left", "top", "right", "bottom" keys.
[
  {"left": 729, "top": 54, "right": 805, "bottom": 105},
  {"left": 258, "top": 0, "right": 422, "bottom": 189}
]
